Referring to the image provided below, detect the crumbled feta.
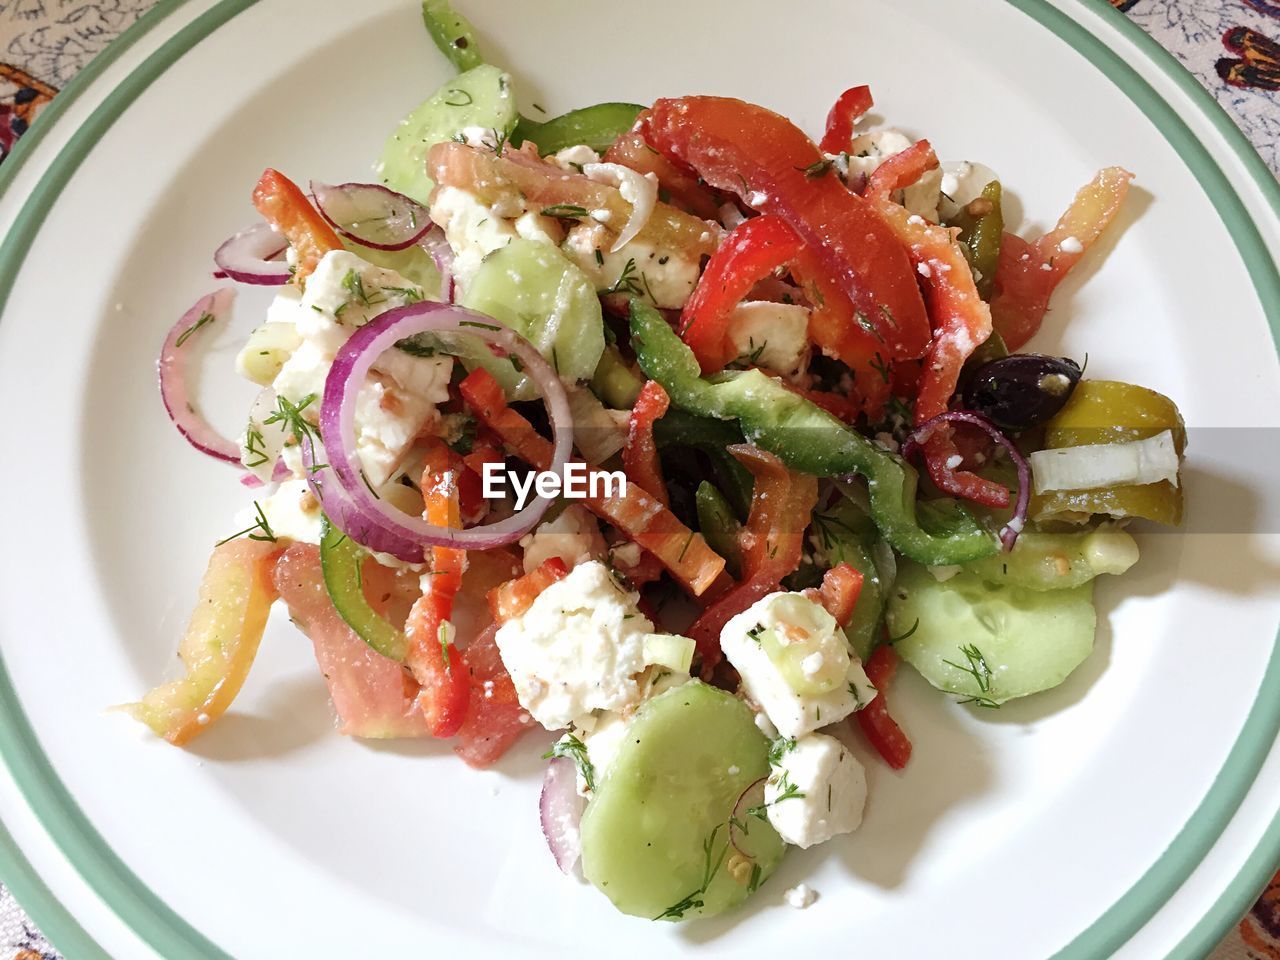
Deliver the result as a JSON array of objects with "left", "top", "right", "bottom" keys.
[
  {"left": 725, "top": 301, "right": 811, "bottom": 378},
  {"left": 767, "top": 734, "right": 867, "bottom": 849},
  {"left": 721, "top": 592, "right": 877, "bottom": 739},
  {"left": 783, "top": 883, "right": 819, "bottom": 909},
  {"left": 270, "top": 250, "right": 453, "bottom": 487},
  {"left": 609, "top": 541, "right": 642, "bottom": 569},
  {"left": 937, "top": 160, "right": 1001, "bottom": 221},
  {"left": 843, "top": 129, "right": 942, "bottom": 221},
  {"left": 518, "top": 504, "right": 607, "bottom": 574},
  {"left": 428, "top": 185, "right": 522, "bottom": 285},
  {"left": 945, "top": 454, "right": 964, "bottom": 469},
  {"left": 245, "top": 478, "right": 323, "bottom": 544},
  {"left": 550, "top": 144, "right": 601, "bottom": 171},
  {"left": 917, "top": 262, "right": 933, "bottom": 279},
  {"left": 495, "top": 561, "right": 658, "bottom": 729},
  {"left": 1059, "top": 235, "right": 1084, "bottom": 254},
  {"left": 561, "top": 222, "right": 700, "bottom": 309}
]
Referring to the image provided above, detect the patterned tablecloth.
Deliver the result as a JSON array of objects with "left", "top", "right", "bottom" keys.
[{"left": 1, "top": 0, "right": 1279, "bottom": 958}]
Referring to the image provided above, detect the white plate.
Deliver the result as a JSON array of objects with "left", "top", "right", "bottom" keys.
[{"left": 0, "top": 1, "right": 1278, "bottom": 957}]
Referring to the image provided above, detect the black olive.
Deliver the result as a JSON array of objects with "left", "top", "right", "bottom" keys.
[{"left": 962, "top": 354, "right": 1082, "bottom": 431}]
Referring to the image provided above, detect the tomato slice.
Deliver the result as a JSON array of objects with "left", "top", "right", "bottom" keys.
[{"left": 810, "top": 563, "right": 864, "bottom": 629}]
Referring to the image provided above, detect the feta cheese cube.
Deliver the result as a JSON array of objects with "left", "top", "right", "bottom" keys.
[
  {"left": 766, "top": 733, "right": 867, "bottom": 849},
  {"left": 725, "top": 301, "right": 811, "bottom": 377},
  {"left": 721, "top": 591, "right": 877, "bottom": 738},
  {"left": 428, "top": 185, "right": 521, "bottom": 285},
  {"left": 247, "top": 478, "right": 323, "bottom": 544},
  {"left": 841, "top": 129, "right": 944, "bottom": 221},
  {"left": 562, "top": 222, "right": 701, "bottom": 309},
  {"left": 495, "top": 560, "right": 657, "bottom": 729},
  {"left": 937, "top": 161, "right": 1001, "bottom": 221}
]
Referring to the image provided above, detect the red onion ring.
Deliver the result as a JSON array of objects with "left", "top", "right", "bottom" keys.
[
  {"left": 311, "top": 181, "right": 433, "bottom": 252},
  {"left": 158, "top": 289, "right": 242, "bottom": 465},
  {"left": 316, "top": 301, "right": 574, "bottom": 560},
  {"left": 540, "top": 757, "right": 586, "bottom": 874},
  {"left": 418, "top": 225, "right": 457, "bottom": 303},
  {"left": 213, "top": 222, "right": 290, "bottom": 285},
  {"left": 728, "top": 776, "right": 767, "bottom": 858},
  {"left": 900, "top": 411, "right": 1030, "bottom": 552}
]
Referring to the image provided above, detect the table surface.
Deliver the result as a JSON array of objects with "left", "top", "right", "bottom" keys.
[{"left": 1, "top": 1, "right": 1279, "bottom": 958}]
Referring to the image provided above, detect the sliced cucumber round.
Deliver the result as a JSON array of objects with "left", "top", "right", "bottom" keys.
[
  {"left": 887, "top": 561, "right": 1096, "bottom": 705},
  {"left": 579, "top": 681, "right": 785, "bottom": 921}
]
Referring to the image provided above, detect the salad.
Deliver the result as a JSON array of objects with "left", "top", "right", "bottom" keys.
[{"left": 129, "top": 0, "right": 1187, "bottom": 922}]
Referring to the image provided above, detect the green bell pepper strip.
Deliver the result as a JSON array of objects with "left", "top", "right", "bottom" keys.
[
  {"left": 513, "top": 103, "right": 647, "bottom": 154},
  {"left": 630, "top": 300, "right": 999, "bottom": 565},
  {"left": 319, "top": 516, "right": 408, "bottom": 661},
  {"left": 811, "top": 498, "right": 888, "bottom": 661},
  {"left": 421, "top": 0, "right": 642, "bottom": 155},
  {"left": 652, "top": 409, "right": 754, "bottom": 518},
  {"left": 695, "top": 482, "right": 743, "bottom": 579},
  {"left": 421, "top": 0, "right": 484, "bottom": 72},
  {"left": 947, "top": 180, "right": 1004, "bottom": 301}
]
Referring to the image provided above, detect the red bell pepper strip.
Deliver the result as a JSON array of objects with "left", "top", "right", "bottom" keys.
[
  {"left": 251, "top": 168, "right": 343, "bottom": 283},
  {"left": 679, "top": 214, "right": 804, "bottom": 373},
  {"left": 990, "top": 167, "right": 1134, "bottom": 351},
  {"left": 808, "top": 563, "right": 864, "bottom": 629},
  {"left": 644, "top": 97, "right": 930, "bottom": 404},
  {"left": 404, "top": 440, "right": 472, "bottom": 738},
  {"left": 487, "top": 557, "right": 570, "bottom": 626},
  {"left": 603, "top": 128, "right": 723, "bottom": 221},
  {"left": 623, "top": 381, "right": 672, "bottom": 505},
  {"left": 686, "top": 445, "right": 818, "bottom": 677},
  {"left": 780, "top": 382, "right": 861, "bottom": 424},
  {"left": 865, "top": 141, "right": 1010, "bottom": 509},
  {"left": 856, "top": 644, "right": 912, "bottom": 769},
  {"left": 820, "top": 85, "right": 874, "bottom": 154},
  {"left": 459, "top": 369, "right": 726, "bottom": 596}
]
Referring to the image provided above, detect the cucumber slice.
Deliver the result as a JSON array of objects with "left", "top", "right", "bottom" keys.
[
  {"left": 962, "top": 528, "right": 1139, "bottom": 591},
  {"left": 319, "top": 517, "right": 407, "bottom": 662},
  {"left": 378, "top": 63, "right": 517, "bottom": 205},
  {"left": 459, "top": 238, "right": 605, "bottom": 400},
  {"left": 338, "top": 237, "right": 441, "bottom": 298},
  {"left": 887, "top": 561, "right": 1096, "bottom": 705},
  {"left": 580, "top": 681, "right": 785, "bottom": 921}
]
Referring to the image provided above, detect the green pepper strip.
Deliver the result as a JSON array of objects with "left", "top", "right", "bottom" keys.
[
  {"left": 421, "top": 0, "right": 485, "bottom": 72},
  {"left": 513, "top": 103, "right": 647, "bottom": 154},
  {"left": 630, "top": 301, "right": 998, "bottom": 565},
  {"left": 319, "top": 516, "right": 408, "bottom": 661},
  {"left": 695, "top": 482, "right": 743, "bottom": 579},
  {"left": 652, "top": 409, "right": 754, "bottom": 518},
  {"left": 947, "top": 180, "right": 1004, "bottom": 301},
  {"left": 811, "top": 499, "right": 886, "bottom": 662},
  {"left": 421, "top": 1, "right": 641, "bottom": 155}
]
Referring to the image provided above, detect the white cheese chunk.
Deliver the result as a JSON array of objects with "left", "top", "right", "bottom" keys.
[
  {"left": 766, "top": 734, "right": 867, "bottom": 849},
  {"left": 243, "top": 477, "right": 323, "bottom": 545},
  {"left": 721, "top": 592, "right": 877, "bottom": 739},
  {"left": 937, "top": 161, "right": 1001, "bottom": 221},
  {"left": 725, "top": 301, "right": 812, "bottom": 377},
  {"left": 495, "top": 560, "right": 657, "bottom": 729},
  {"left": 562, "top": 222, "right": 701, "bottom": 309},
  {"left": 783, "top": 883, "right": 819, "bottom": 909},
  {"left": 269, "top": 250, "right": 452, "bottom": 486}
]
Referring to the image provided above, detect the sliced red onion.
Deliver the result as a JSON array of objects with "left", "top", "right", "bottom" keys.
[
  {"left": 213, "top": 222, "right": 290, "bottom": 285},
  {"left": 311, "top": 181, "right": 432, "bottom": 252},
  {"left": 901, "top": 411, "right": 1030, "bottom": 552},
  {"left": 317, "top": 301, "right": 574, "bottom": 560},
  {"left": 540, "top": 758, "right": 586, "bottom": 874},
  {"left": 418, "top": 225, "right": 457, "bottom": 303},
  {"left": 159, "top": 289, "right": 241, "bottom": 465},
  {"left": 729, "top": 776, "right": 768, "bottom": 858}
]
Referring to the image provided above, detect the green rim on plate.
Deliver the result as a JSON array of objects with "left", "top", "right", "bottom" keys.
[{"left": 0, "top": 0, "right": 1278, "bottom": 957}]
